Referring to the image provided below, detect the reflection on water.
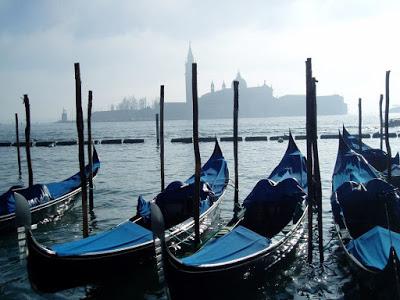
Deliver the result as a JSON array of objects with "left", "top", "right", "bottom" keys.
[{"left": 1, "top": 115, "right": 399, "bottom": 299}]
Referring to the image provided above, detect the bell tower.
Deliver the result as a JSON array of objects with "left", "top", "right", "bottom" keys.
[{"left": 185, "top": 43, "right": 195, "bottom": 104}]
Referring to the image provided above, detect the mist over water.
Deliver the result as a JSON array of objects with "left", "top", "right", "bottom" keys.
[{"left": 1, "top": 114, "right": 400, "bottom": 299}]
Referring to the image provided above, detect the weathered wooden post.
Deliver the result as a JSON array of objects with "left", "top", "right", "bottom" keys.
[
  {"left": 380, "top": 94, "right": 384, "bottom": 150},
  {"left": 23, "top": 95, "right": 33, "bottom": 187},
  {"left": 385, "top": 71, "right": 392, "bottom": 182},
  {"left": 160, "top": 86, "right": 165, "bottom": 192},
  {"left": 312, "top": 77, "right": 324, "bottom": 264},
  {"left": 358, "top": 98, "right": 362, "bottom": 152},
  {"left": 156, "top": 113, "right": 160, "bottom": 147},
  {"left": 15, "top": 113, "right": 22, "bottom": 179},
  {"left": 233, "top": 81, "right": 239, "bottom": 214},
  {"left": 88, "top": 90, "right": 94, "bottom": 211},
  {"left": 192, "top": 63, "right": 201, "bottom": 246},
  {"left": 74, "top": 63, "right": 89, "bottom": 238},
  {"left": 305, "top": 58, "right": 314, "bottom": 264}
]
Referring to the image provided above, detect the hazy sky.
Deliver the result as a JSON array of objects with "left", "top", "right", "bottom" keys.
[{"left": 1, "top": 0, "right": 399, "bottom": 122}]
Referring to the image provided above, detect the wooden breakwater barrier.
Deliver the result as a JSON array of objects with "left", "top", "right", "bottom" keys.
[
  {"left": 57, "top": 140, "right": 77, "bottom": 146},
  {"left": 220, "top": 137, "right": 243, "bottom": 142},
  {"left": 320, "top": 134, "right": 339, "bottom": 139},
  {"left": 101, "top": 139, "right": 122, "bottom": 144},
  {"left": 245, "top": 136, "right": 268, "bottom": 141},
  {"left": 1, "top": 132, "right": 400, "bottom": 148},
  {"left": 0, "top": 138, "right": 145, "bottom": 147},
  {"left": 171, "top": 137, "right": 217, "bottom": 143},
  {"left": 171, "top": 137, "right": 192, "bottom": 143},
  {"left": 11, "top": 141, "right": 33, "bottom": 147},
  {"left": 124, "top": 138, "right": 145, "bottom": 144},
  {"left": 270, "top": 135, "right": 289, "bottom": 141},
  {"left": 35, "top": 141, "right": 55, "bottom": 147},
  {"left": 295, "top": 135, "right": 307, "bottom": 140},
  {"left": 372, "top": 132, "right": 397, "bottom": 138}
]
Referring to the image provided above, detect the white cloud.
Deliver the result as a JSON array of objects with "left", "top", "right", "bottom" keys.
[{"left": 0, "top": 0, "right": 399, "bottom": 121}]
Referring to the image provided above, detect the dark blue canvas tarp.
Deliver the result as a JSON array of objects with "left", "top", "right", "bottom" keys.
[
  {"left": 332, "top": 135, "right": 380, "bottom": 192},
  {"left": 242, "top": 178, "right": 306, "bottom": 237},
  {"left": 0, "top": 185, "right": 52, "bottom": 216},
  {"left": 334, "top": 178, "right": 400, "bottom": 238},
  {"left": 137, "top": 141, "right": 228, "bottom": 226},
  {"left": 343, "top": 126, "right": 399, "bottom": 172},
  {"left": 0, "top": 148, "right": 100, "bottom": 216},
  {"left": 268, "top": 134, "right": 307, "bottom": 191},
  {"left": 52, "top": 221, "right": 153, "bottom": 256},
  {"left": 181, "top": 225, "right": 271, "bottom": 266},
  {"left": 347, "top": 226, "right": 400, "bottom": 271},
  {"left": 154, "top": 180, "right": 214, "bottom": 228},
  {"left": 184, "top": 141, "right": 228, "bottom": 198},
  {"left": 242, "top": 134, "right": 307, "bottom": 237}
]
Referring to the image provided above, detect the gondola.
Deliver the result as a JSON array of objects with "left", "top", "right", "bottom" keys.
[
  {"left": 152, "top": 134, "right": 308, "bottom": 298},
  {"left": 15, "top": 141, "right": 229, "bottom": 292},
  {"left": 331, "top": 133, "right": 400, "bottom": 298},
  {"left": 342, "top": 125, "right": 399, "bottom": 172},
  {"left": 0, "top": 148, "right": 100, "bottom": 233}
]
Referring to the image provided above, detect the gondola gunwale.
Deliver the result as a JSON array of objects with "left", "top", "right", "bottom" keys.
[
  {"left": 26, "top": 188, "right": 227, "bottom": 259},
  {"left": 163, "top": 204, "right": 308, "bottom": 273},
  {"left": 160, "top": 133, "right": 308, "bottom": 274},
  {"left": 24, "top": 140, "right": 228, "bottom": 264},
  {"left": 331, "top": 133, "right": 399, "bottom": 278},
  {"left": 0, "top": 149, "right": 100, "bottom": 229}
]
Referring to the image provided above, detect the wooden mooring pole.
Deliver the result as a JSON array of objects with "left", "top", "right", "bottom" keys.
[
  {"left": 233, "top": 80, "right": 240, "bottom": 216},
  {"left": 74, "top": 63, "right": 89, "bottom": 238},
  {"left": 380, "top": 94, "right": 384, "bottom": 150},
  {"left": 88, "top": 90, "right": 94, "bottom": 211},
  {"left": 305, "top": 58, "right": 314, "bottom": 264},
  {"left": 312, "top": 77, "right": 324, "bottom": 264},
  {"left": 358, "top": 98, "right": 362, "bottom": 152},
  {"left": 156, "top": 113, "right": 160, "bottom": 147},
  {"left": 160, "top": 86, "right": 165, "bottom": 192},
  {"left": 385, "top": 71, "right": 392, "bottom": 182},
  {"left": 15, "top": 113, "right": 22, "bottom": 179},
  {"left": 23, "top": 95, "right": 33, "bottom": 187},
  {"left": 192, "top": 63, "right": 201, "bottom": 246}
]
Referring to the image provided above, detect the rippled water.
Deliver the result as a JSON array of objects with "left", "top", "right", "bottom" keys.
[{"left": 1, "top": 114, "right": 399, "bottom": 299}]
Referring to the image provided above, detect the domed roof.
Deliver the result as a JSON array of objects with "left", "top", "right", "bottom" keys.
[{"left": 232, "top": 72, "right": 247, "bottom": 88}]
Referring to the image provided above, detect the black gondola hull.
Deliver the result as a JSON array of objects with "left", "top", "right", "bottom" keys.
[
  {"left": 163, "top": 207, "right": 307, "bottom": 299},
  {"left": 26, "top": 230, "right": 155, "bottom": 293},
  {"left": 1, "top": 185, "right": 82, "bottom": 233},
  {"left": 26, "top": 193, "right": 224, "bottom": 293},
  {"left": 336, "top": 227, "right": 400, "bottom": 299}
]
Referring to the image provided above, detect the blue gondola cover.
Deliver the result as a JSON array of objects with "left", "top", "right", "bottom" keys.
[
  {"left": 332, "top": 135, "right": 380, "bottom": 192},
  {"left": 52, "top": 221, "right": 153, "bottom": 256},
  {"left": 268, "top": 134, "right": 307, "bottom": 191},
  {"left": 343, "top": 126, "right": 398, "bottom": 172},
  {"left": 347, "top": 226, "right": 400, "bottom": 271},
  {"left": 137, "top": 141, "right": 228, "bottom": 226},
  {"left": 0, "top": 149, "right": 100, "bottom": 216},
  {"left": 241, "top": 134, "right": 307, "bottom": 237},
  {"left": 181, "top": 226, "right": 271, "bottom": 266},
  {"left": 242, "top": 178, "right": 305, "bottom": 237},
  {"left": 177, "top": 134, "right": 306, "bottom": 268},
  {"left": 334, "top": 179, "right": 400, "bottom": 238}
]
